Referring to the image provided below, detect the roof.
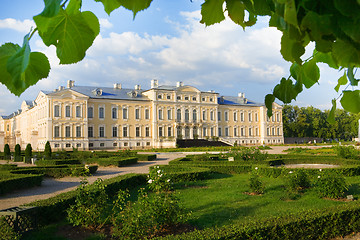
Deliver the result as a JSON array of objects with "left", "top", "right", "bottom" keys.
[
  {"left": 148, "top": 85, "right": 217, "bottom": 94},
  {"left": 218, "top": 96, "right": 264, "bottom": 107},
  {"left": 48, "top": 86, "right": 150, "bottom": 101}
]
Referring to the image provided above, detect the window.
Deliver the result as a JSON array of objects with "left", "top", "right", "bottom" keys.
[
  {"left": 184, "top": 96, "right": 189, "bottom": 100},
  {"left": 249, "top": 128, "right": 252, "bottom": 136},
  {"left": 225, "top": 127, "right": 229, "bottom": 137},
  {"left": 193, "top": 127, "right": 197, "bottom": 137},
  {"left": 76, "top": 126, "right": 81, "bottom": 137},
  {"left": 233, "top": 112, "right": 237, "bottom": 121},
  {"left": 218, "top": 111, "right": 221, "bottom": 121},
  {"left": 99, "top": 126, "right": 105, "bottom": 137},
  {"left": 225, "top": 111, "right": 228, "bottom": 121},
  {"left": 99, "top": 107, "right": 104, "bottom": 119},
  {"left": 124, "top": 142, "right": 128, "bottom": 147},
  {"left": 113, "top": 126, "right": 118, "bottom": 137},
  {"left": 65, "top": 126, "right": 71, "bottom": 137},
  {"left": 167, "top": 109, "right": 172, "bottom": 120},
  {"left": 177, "top": 109, "right": 181, "bottom": 121},
  {"left": 210, "top": 127, "right": 214, "bottom": 136},
  {"left": 123, "top": 108, "right": 128, "bottom": 119},
  {"left": 112, "top": 107, "right": 117, "bottom": 119},
  {"left": 255, "top": 113, "right": 258, "bottom": 122},
  {"left": 277, "top": 128, "right": 280, "bottom": 135},
  {"left": 54, "top": 105, "right": 60, "bottom": 117},
  {"left": 192, "top": 97, "right": 196, "bottom": 101},
  {"left": 202, "top": 110, "right": 206, "bottom": 120},
  {"left": 185, "top": 126, "right": 190, "bottom": 138},
  {"left": 66, "top": 143, "right": 71, "bottom": 148},
  {"left": 145, "top": 127, "right": 150, "bottom": 137},
  {"left": 177, "top": 96, "right": 181, "bottom": 100},
  {"left": 203, "top": 127, "right": 207, "bottom": 136},
  {"left": 100, "top": 143, "right": 105, "bottom": 147},
  {"left": 146, "top": 142, "right": 151, "bottom": 146},
  {"left": 234, "top": 127, "right": 237, "bottom": 137},
  {"left": 218, "top": 127, "right": 222, "bottom": 137},
  {"left": 256, "top": 128, "right": 259, "bottom": 136},
  {"left": 54, "top": 126, "right": 60, "bottom": 137},
  {"left": 88, "top": 107, "right": 93, "bottom": 118},
  {"left": 135, "top": 108, "right": 140, "bottom": 120},
  {"left": 277, "top": 113, "right": 280, "bottom": 122},
  {"left": 159, "top": 127, "right": 163, "bottom": 137},
  {"left": 210, "top": 111, "right": 214, "bottom": 121},
  {"left": 177, "top": 127, "right": 181, "bottom": 137},
  {"left": 167, "top": 95, "right": 171, "bottom": 100},
  {"left": 123, "top": 126, "right": 128, "bottom": 137},
  {"left": 113, "top": 142, "right": 117, "bottom": 147},
  {"left": 55, "top": 144, "right": 60, "bottom": 148},
  {"left": 167, "top": 126, "right": 172, "bottom": 137},
  {"left": 241, "top": 128, "right": 245, "bottom": 136},
  {"left": 202, "top": 97, "right": 205, "bottom": 101},
  {"left": 272, "top": 128, "right": 275, "bottom": 135},
  {"left": 193, "top": 109, "right": 197, "bottom": 121},
  {"left": 88, "top": 126, "right": 93, "bottom": 137},
  {"left": 209, "top": 97, "right": 213, "bottom": 102},
  {"left": 240, "top": 112, "right": 244, "bottom": 121},
  {"left": 158, "top": 94, "right": 162, "bottom": 99},
  {"left": 136, "top": 127, "right": 140, "bottom": 137},
  {"left": 267, "top": 128, "right": 270, "bottom": 136},
  {"left": 158, "top": 109, "right": 163, "bottom": 120},
  {"left": 136, "top": 142, "right": 140, "bottom": 146},
  {"left": 248, "top": 112, "right": 252, "bottom": 121},
  {"left": 272, "top": 114, "right": 275, "bottom": 122},
  {"left": 185, "top": 109, "right": 189, "bottom": 121},
  {"left": 76, "top": 106, "right": 81, "bottom": 117},
  {"left": 65, "top": 105, "right": 71, "bottom": 117},
  {"left": 145, "top": 109, "right": 149, "bottom": 119},
  {"left": 89, "top": 143, "right": 94, "bottom": 147}
]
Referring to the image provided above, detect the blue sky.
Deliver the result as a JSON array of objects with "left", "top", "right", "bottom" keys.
[{"left": 0, "top": 0, "right": 343, "bottom": 115}]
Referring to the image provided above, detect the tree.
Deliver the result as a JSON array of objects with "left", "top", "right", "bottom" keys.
[
  {"left": 25, "top": 143, "right": 33, "bottom": 163},
  {"left": 44, "top": 141, "right": 52, "bottom": 159},
  {"left": 14, "top": 144, "right": 21, "bottom": 162},
  {"left": 1, "top": 0, "right": 360, "bottom": 121},
  {"left": 4, "top": 144, "right": 11, "bottom": 160}
]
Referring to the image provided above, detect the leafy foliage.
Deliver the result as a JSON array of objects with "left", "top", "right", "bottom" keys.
[
  {"left": 147, "top": 165, "right": 172, "bottom": 193},
  {"left": 3, "top": 144, "right": 11, "bottom": 160},
  {"left": 44, "top": 141, "right": 52, "bottom": 160},
  {"left": 25, "top": 143, "right": 32, "bottom": 163},
  {"left": 248, "top": 169, "right": 264, "bottom": 194},
  {"left": 285, "top": 169, "right": 311, "bottom": 192},
  {"left": 315, "top": 171, "right": 348, "bottom": 199}
]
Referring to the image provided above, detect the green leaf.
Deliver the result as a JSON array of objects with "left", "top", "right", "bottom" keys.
[
  {"left": 300, "top": 11, "right": 332, "bottom": 41},
  {"left": 347, "top": 66, "right": 359, "bottom": 86},
  {"left": 265, "top": 94, "right": 275, "bottom": 117},
  {"left": 94, "top": 0, "right": 122, "bottom": 15},
  {"left": 39, "top": 0, "right": 62, "bottom": 17},
  {"left": 34, "top": 9, "right": 99, "bottom": 64},
  {"left": 0, "top": 42, "right": 50, "bottom": 96},
  {"left": 66, "top": 0, "right": 82, "bottom": 15},
  {"left": 6, "top": 34, "right": 31, "bottom": 89},
  {"left": 333, "top": 40, "right": 360, "bottom": 67},
  {"left": 252, "top": 0, "right": 272, "bottom": 16},
  {"left": 340, "top": 90, "right": 360, "bottom": 113},
  {"left": 273, "top": 77, "right": 300, "bottom": 103},
  {"left": 118, "top": 0, "right": 152, "bottom": 19},
  {"left": 302, "top": 59, "right": 320, "bottom": 88},
  {"left": 200, "top": 0, "right": 225, "bottom": 26},
  {"left": 334, "top": 0, "right": 360, "bottom": 18},
  {"left": 327, "top": 99, "right": 336, "bottom": 124},
  {"left": 339, "top": 16, "right": 360, "bottom": 43},
  {"left": 280, "top": 33, "right": 305, "bottom": 64},
  {"left": 312, "top": 50, "right": 338, "bottom": 69},
  {"left": 226, "top": 0, "right": 245, "bottom": 29},
  {"left": 334, "top": 72, "right": 347, "bottom": 92},
  {"left": 284, "top": 0, "right": 298, "bottom": 28}
]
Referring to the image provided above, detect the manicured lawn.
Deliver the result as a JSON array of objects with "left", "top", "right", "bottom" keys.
[{"left": 176, "top": 173, "right": 360, "bottom": 229}]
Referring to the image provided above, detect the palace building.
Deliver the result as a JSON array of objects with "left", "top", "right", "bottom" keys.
[{"left": 0, "top": 80, "right": 283, "bottom": 151}]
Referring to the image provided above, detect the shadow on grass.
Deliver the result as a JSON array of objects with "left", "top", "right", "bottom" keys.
[{"left": 347, "top": 183, "right": 360, "bottom": 195}]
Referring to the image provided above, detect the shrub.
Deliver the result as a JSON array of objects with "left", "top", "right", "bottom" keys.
[
  {"left": 0, "top": 174, "right": 43, "bottom": 195},
  {"left": 3, "top": 144, "right": 10, "bottom": 160},
  {"left": 0, "top": 217, "right": 21, "bottom": 240},
  {"left": 14, "top": 144, "right": 21, "bottom": 160},
  {"left": 44, "top": 141, "right": 52, "bottom": 159},
  {"left": 147, "top": 166, "right": 172, "bottom": 193},
  {"left": 112, "top": 189, "right": 188, "bottom": 239},
  {"left": 315, "top": 171, "right": 348, "bottom": 199},
  {"left": 67, "top": 179, "right": 108, "bottom": 230},
  {"left": 248, "top": 168, "right": 264, "bottom": 194},
  {"left": 335, "top": 146, "right": 359, "bottom": 159},
  {"left": 285, "top": 169, "right": 311, "bottom": 192},
  {"left": 25, "top": 144, "right": 32, "bottom": 163},
  {"left": 228, "top": 147, "right": 268, "bottom": 161},
  {"left": 137, "top": 154, "right": 157, "bottom": 161}
]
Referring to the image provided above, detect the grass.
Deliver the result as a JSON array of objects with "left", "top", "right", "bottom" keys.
[{"left": 175, "top": 173, "right": 360, "bottom": 229}]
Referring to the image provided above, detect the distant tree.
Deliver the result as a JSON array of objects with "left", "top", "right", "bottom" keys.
[
  {"left": 44, "top": 141, "right": 52, "bottom": 159},
  {"left": 25, "top": 144, "right": 32, "bottom": 163},
  {"left": 14, "top": 144, "right": 21, "bottom": 161},
  {"left": 4, "top": 144, "right": 11, "bottom": 160}
]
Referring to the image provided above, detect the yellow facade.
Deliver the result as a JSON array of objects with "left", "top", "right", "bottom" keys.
[{"left": 0, "top": 80, "right": 283, "bottom": 151}]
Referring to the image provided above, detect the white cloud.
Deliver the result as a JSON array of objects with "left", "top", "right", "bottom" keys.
[
  {"left": 0, "top": 18, "right": 35, "bottom": 33},
  {"left": 99, "top": 18, "right": 113, "bottom": 29}
]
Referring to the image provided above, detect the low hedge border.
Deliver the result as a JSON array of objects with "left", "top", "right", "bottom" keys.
[
  {"left": 84, "top": 157, "right": 138, "bottom": 167},
  {"left": 152, "top": 165, "right": 213, "bottom": 182},
  {"left": 156, "top": 203, "right": 360, "bottom": 240},
  {"left": 24, "top": 174, "right": 147, "bottom": 224},
  {"left": 136, "top": 154, "right": 157, "bottom": 161},
  {"left": 35, "top": 159, "right": 81, "bottom": 166},
  {"left": 0, "top": 174, "right": 43, "bottom": 195},
  {"left": 10, "top": 165, "right": 96, "bottom": 178}
]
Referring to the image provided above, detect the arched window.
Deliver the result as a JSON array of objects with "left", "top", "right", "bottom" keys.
[
  {"left": 177, "top": 109, "right": 181, "bottom": 121},
  {"left": 185, "top": 109, "right": 189, "bottom": 122},
  {"left": 193, "top": 109, "right": 197, "bottom": 121}
]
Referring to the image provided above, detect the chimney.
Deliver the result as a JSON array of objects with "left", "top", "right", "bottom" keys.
[
  {"left": 135, "top": 84, "right": 141, "bottom": 90},
  {"left": 58, "top": 86, "right": 64, "bottom": 91},
  {"left": 113, "top": 83, "right": 122, "bottom": 89},
  {"left": 151, "top": 79, "right": 158, "bottom": 88},
  {"left": 176, "top": 81, "right": 183, "bottom": 87},
  {"left": 67, "top": 80, "right": 74, "bottom": 88}
]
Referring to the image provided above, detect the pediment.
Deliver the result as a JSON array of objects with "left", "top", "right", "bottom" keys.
[
  {"left": 49, "top": 89, "right": 89, "bottom": 100},
  {"left": 177, "top": 86, "right": 200, "bottom": 93}
]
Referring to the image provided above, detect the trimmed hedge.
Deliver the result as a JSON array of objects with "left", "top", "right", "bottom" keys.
[
  {"left": 0, "top": 164, "right": 17, "bottom": 171},
  {"left": 153, "top": 165, "right": 213, "bottom": 182},
  {"left": 24, "top": 174, "right": 146, "bottom": 224},
  {"left": 10, "top": 165, "right": 96, "bottom": 178},
  {"left": 84, "top": 157, "right": 138, "bottom": 167},
  {"left": 136, "top": 154, "right": 157, "bottom": 161},
  {"left": 155, "top": 203, "right": 360, "bottom": 240},
  {"left": 0, "top": 174, "right": 43, "bottom": 195},
  {"left": 35, "top": 159, "right": 81, "bottom": 166}
]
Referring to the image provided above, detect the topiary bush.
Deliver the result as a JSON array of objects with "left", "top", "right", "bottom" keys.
[
  {"left": 315, "top": 170, "right": 348, "bottom": 199},
  {"left": 248, "top": 168, "right": 264, "bottom": 194},
  {"left": 4, "top": 144, "right": 11, "bottom": 160},
  {"left": 14, "top": 144, "right": 21, "bottom": 162},
  {"left": 44, "top": 141, "right": 52, "bottom": 160},
  {"left": 335, "top": 146, "right": 359, "bottom": 159},
  {"left": 25, "top": 144, "right": 32, "bottom": 163},
  {"left": 285, "top": 169, "right": 311, "bottom": 192}
]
